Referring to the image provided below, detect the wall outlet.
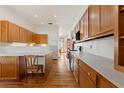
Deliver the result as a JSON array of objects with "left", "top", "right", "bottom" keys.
[{"left": 90, "top": 45, "right": 93, "bottom": 49}]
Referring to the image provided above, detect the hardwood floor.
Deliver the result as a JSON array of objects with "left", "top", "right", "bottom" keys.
[{"left": 0, "top": 54, "right": 78, "bottom": 88}]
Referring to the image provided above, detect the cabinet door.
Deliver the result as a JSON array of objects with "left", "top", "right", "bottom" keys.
[
  {"left": 98, "top": 75, "right": 116, "bottom": 88},
  {"left": 0, "top": 62, "right": 1, "bottom": 78},
  {"left": 89, "top": 5, "right": 100, "bottom": 37},
  {"left": 8, "top": 23, "right": 20, "bottom": 42},
  {"left": 73, "top": 58, "right": 79, "bottom": 83},
  {"left": 80, "top": 17, "right": 83, "bottom": 40},
  {"left": 83, "top": 9, "right": 88, "bottom": 40},
  {"left": 45, "top": 53, "right": 52, "bottom": 78},
  {"left": 100, "top": 5, "right": 114, "bottom": 33},
  {"left": 0, "top": 21, "right": 8, "bottom": 42},
  {"left": 0, "top": 57, "right": 17, "bottom": 80},
  {"left": 34, "top": 34, "right": 48, "bottom": 44},
  {"left": 79, "top": 68, "right": 96, "bottom": 88},
  {"left": 0, "top": 21, "right": 1, "bottom": 41},
  {"left": 26, "top": 31, "right": 33, "bottom": 43},
  {"left": 19, "top": 27, "right": 26, "bottom": 43}
]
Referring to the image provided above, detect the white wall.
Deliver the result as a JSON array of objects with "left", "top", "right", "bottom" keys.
[
  {"left": 0, "top": 6, "right": 35, "bottom": 31},
  {"left": 75, "top": 36, "right": 114, "bottom": 59}
]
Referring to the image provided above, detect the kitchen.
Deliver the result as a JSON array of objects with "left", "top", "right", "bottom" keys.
[{"left": 0, "top": 5, "right": 124, "bottom": 88}]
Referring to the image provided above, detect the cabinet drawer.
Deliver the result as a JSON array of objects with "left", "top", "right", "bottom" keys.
[{"left": 79, "top": 60, "right": 97, "bottom": 84}]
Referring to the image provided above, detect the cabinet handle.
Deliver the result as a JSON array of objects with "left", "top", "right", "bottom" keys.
[{"left": 88, "top": 72, "right": 91, "bottom": 76}]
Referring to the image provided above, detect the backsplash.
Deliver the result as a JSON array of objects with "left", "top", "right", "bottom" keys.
[{"left": 75, "top": 36, "right": 114, "bottom": 59}]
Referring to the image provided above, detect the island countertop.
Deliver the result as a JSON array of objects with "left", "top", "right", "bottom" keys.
[
  {"left": 71, "top": 51, "right": 124, "bottom": 88},
  {"left": 0, "top": 51, "right": 51, "bottom": 56}
]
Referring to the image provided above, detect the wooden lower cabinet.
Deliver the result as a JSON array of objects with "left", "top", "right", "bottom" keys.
[
  {"left": 72, "top": 58, "right": 117, "bottom": 88},
  {"left": 98, "top": 75, "right": 116, "bottom": 88},
  {"left": 73, "top": 58, "right": 79, "bottom": 84},
  {"left": 0, "top": 56, "right": 25, "bottom": 81},
  {"left": 79, "top": 67, "right": 96, "bottom": 88},
  {"left": 45, "top": 53, "right": 53, "bottom": 78}
]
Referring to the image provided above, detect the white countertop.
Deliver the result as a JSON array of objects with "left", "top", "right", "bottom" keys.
[
  {"left": 0, "top": 52, "right": 50, "bottom": 56},
  {"left": 71, "top": 51, "right": 124, "bottom": 88}
]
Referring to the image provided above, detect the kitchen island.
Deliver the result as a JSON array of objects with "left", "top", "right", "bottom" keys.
[{"left": 0, "top": 52, "right": 53, "bottom": 81}]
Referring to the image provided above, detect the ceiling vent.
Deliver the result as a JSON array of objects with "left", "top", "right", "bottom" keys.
[{"left": 48, "top": 22, "right": 53, "bottom": 25}]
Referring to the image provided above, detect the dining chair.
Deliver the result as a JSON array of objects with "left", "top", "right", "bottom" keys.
[{"left": 24, "top": 55, "right": 40, "bottom": 83}]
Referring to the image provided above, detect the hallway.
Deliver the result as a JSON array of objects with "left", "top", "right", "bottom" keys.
[{"left": 0, "top": 54, "right": 78, "bottom": 88}]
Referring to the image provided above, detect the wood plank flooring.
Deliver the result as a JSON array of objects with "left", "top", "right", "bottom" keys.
[{"left": 0, "top": 54, "right": 78, "bottom": 88}]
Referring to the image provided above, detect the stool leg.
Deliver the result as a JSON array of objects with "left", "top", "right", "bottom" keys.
[
  {"left": 25, "top": 69, "right": 27, "bottom": 83},
  {"left": 36, "top": 70, "right": 39, "bottom": 83}
]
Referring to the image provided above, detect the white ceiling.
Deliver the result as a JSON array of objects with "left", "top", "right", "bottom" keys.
[{"left": 4, "top": 5, "right": 88, "bottom": 31}]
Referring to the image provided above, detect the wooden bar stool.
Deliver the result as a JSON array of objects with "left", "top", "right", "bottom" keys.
[{"left": 24, "top": 55, "right": 40, "bottom": 83}]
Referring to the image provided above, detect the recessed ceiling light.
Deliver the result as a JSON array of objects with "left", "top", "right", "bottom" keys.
[
  {"left": 54, "top": 15, "right": 57, "bottom": 18},
  {"left": 41, "top": 22, "right": 44, "bottom": 25},
  {"left": 55, "top": 22, "right": 59, "bottom": 24},
  {"left": 34, "top": 14, "right": 38, "bottom": 18}
]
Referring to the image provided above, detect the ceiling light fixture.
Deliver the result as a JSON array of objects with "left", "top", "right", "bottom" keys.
[
  {"left": 41, "top": 22, "right": 44, "bottom": 25},
  {"left": 34, "top": 14, "right": 38, "bottom": 18},
  {"left": 55, "top": 22, "right": 58, "bottom": 24},
  {"left": 54, "top": 15, "right": 57, "bottom": 18}
]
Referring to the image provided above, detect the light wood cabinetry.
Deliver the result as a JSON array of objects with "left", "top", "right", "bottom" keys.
[
  {"left": 79, "top": 67, "right": 96, "bottom": 88},
  {"left": 79, "top": 60, "right": 97, "bottom": 87},
  {"left": 73, "top": 57, "right": 79, "bottom": 84},
  {"left": 0, "top": 56, "right": 25, "bottom": 81},
  {"left": 100, "top": 5, "right": 114, "bottom": 34},
  {"left": 0, "top": 21, "right": 8, "bottom": 42},
  {"left": 0, "top": 57, "right": 17, "bottom": 80},
  {"left": 89, "top": 5, "right": 100, "bottom": 37},
  {"left": 8, "top": 22, "right": 20, "bottom": 42},
  {"left": 82, "top": 9, "right": 89, "bottom": 40},
  {"left": 98, "top": 75, "right": 116, "bottom": 88},
  {"left": 80, "top": 18, "right": 83, "bottom": 40},
  {"left": 33, "top": 34, "right": 48, "bottom": 44},
  {"left": 19, "top": 27, "right": 32, "bottom": 43},
  {"left": 115, "top": 5, "right": 124, "bottom": 72},
  {"left": 0, "top": 21, "right": 1, "bottom": 41},
  {"left": 19, "top": 27, "right": 26, "bottom": 43},
  {"left": 74, "top": 5, "right": 114, "bottom": 42},
  {"left": 72, "top": 58, "right": 116, "bottom": 88},
  {"left": 45, "top": 53, "right": 52, "bottom": 78},
  {"left": 0, "top": 20, "right": 46, "bottom": 44}
]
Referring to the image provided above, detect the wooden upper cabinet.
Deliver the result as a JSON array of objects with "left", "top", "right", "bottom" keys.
[
  {"left": 0, "top": 21, "right": 1, "bottom": 41},
  {"left": 0, "top": 21, "right": 9, "bottom": 42},
  {"left": 83, "top": 9, "right": 88, "bottom": 40},
  {"left": 19, "top": 27, "right": 26, "bottom": 43},
  {"left": 8, "top": 22, "right": 20, "bottom": 42},
  {"left": 19, "top": 27, "right": 24, "bottom": 43},
  {"left": 80, "top": 19, "right": 83, "bottom": 40},
  {"left": 19, "top": 27, "right": 33, "bottom": 43},
  {"left": 89, "top": 5, "right": 100, "bottom": 37},
  {"left": 100, "top": 5, "right": 114, "bottom": 33},
  {"left": 33, "top": 34, "right": 48, "bottom": 44}
]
